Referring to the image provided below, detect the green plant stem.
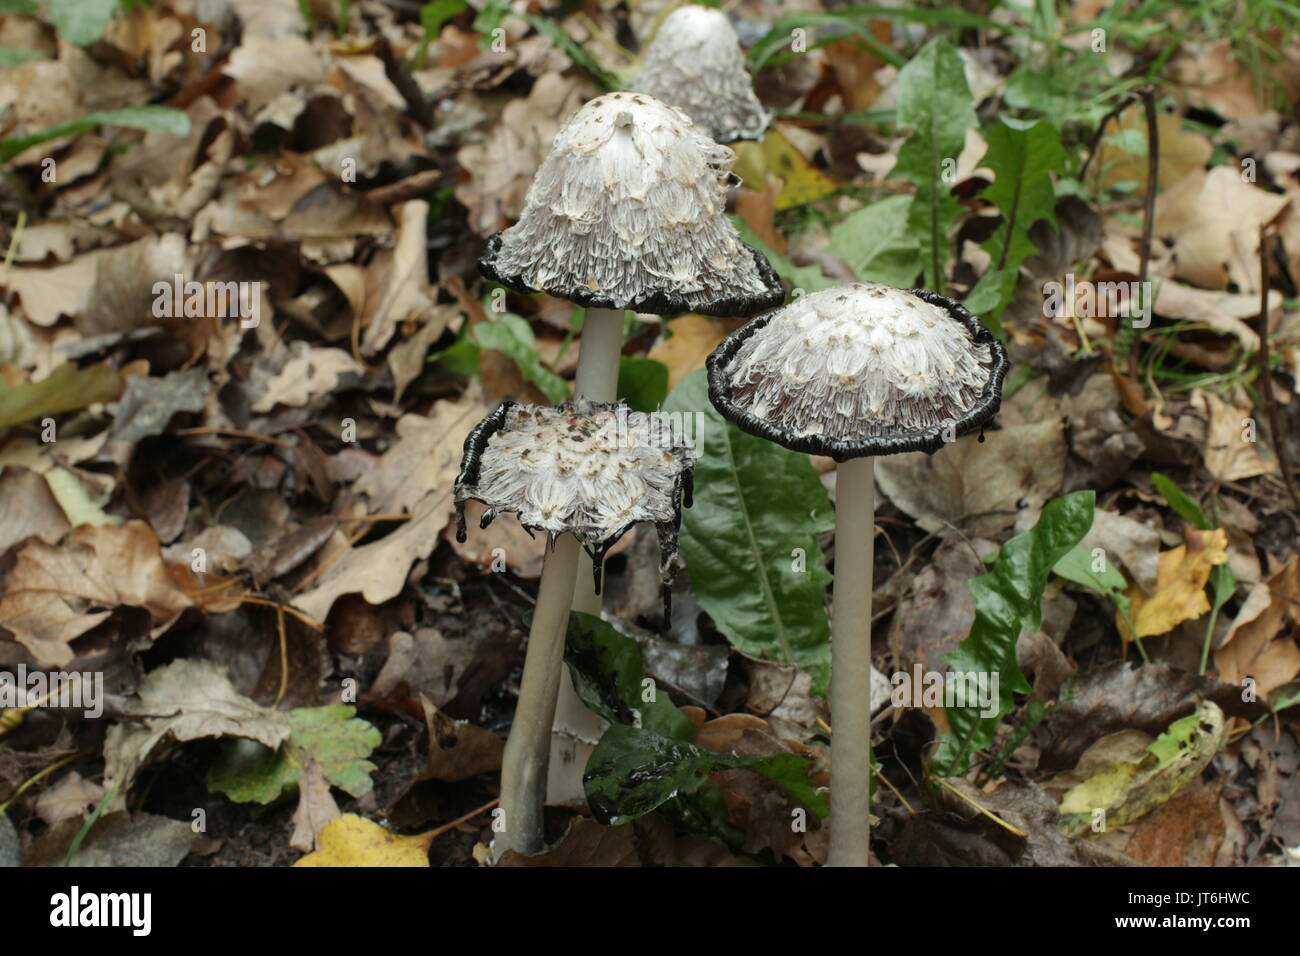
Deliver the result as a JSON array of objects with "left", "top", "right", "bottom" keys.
[
  {"left": 496, "top": 533, "right": 581, "bottom": 858},
  {"left": 548, "top": 307, "right": 623, "bottom": 805},
  {"left": 827, "top": 456, "right": 875, "bottom": 867}
]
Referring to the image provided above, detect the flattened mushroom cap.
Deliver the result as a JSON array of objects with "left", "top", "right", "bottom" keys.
[
  {"left": 707, "top": 283, "right": 1010, "bottom": 461},
  {"left": 478, "top": 91, "right": 783, "bottom": 318},
  {"left": 633, "top": 5, "right": 772, "bottom": 144},
  {"left": 455, "top": 398, "right": 697, "bottom": 591}
]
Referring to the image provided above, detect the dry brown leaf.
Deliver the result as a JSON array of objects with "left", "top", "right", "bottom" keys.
[
  {"left": 1215, "top": 554, "right": 1300, "bottom": 699},
  {"left": 0, "top": 521, "right": 191, "bottom": 666},
  {"left": 251, "top": 346, "right": 360, "bottom": 413},
  {"left": 445, "top": 499, "right": 545, "bottom": 578},
  {"left": 1193, "top": 389, "right": 1277, "bottom": 482},
  {"left": 0, "top": 466, "right": 71, "bottom": 553},
  {"left": 289, "top": 753, "right": 341, "bottom": 853},
  {"left": 1097, "top": 108, "right": 1213, "bottom": 196}
]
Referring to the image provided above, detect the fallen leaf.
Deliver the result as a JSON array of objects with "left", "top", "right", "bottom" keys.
[
  {"left": 289, "top": 753, "right": 341, "bottom": 853},
  {"left": 251, "top": 346, "right": 360, "bottom": 412},
  {"left": 1193, "top": 389, "right": 1277, "bottom": 482},
  {"left": 293, "top": 814, "right": 430, "bottom": 867},
  {"left": 1121, "top": 527, "right": 1229, "bottom": 639},
  {"left": 648, "top": 314, "right": 743, "bottom": 392},
  {"left": 1215, "top": 554, "right": 1300, "bottom": 700}
]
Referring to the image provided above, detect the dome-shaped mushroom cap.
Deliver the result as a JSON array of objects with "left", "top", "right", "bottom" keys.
[
  {"left": 455, "top": 399, "right": 697, "bottom": 589},
  {"left": 707, "top": 282, "right": 1010, "bottom": 461},
  {"left": 633, "top": 5, "right": 772, "bottom": 144},
  {"left": 478, "top": 91, "right": 783, "bottom": 318}
]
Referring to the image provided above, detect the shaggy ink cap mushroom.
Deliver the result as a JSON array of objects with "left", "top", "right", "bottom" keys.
[
  {"left": 478, "top": 91, "right": 783, "bottom": 318},
  {"left": 455, "top": 398, "right": 696, "bottom": 595},
  {"left": 633, "top": 5, "right": 772, "bottom": 144},
  {"left": 707, "top": 282, "right": 1010, "bottom": 461}
]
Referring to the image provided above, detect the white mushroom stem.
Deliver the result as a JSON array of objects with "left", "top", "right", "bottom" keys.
[
  {"left": 497, "top": 532, "right": 582, "bottom": 857},
  {"left": 828, "top": 456, "right": 876, "bottom": 867},
  {"left": 547, "top": 307, "right": 623, "bottom": 806}
]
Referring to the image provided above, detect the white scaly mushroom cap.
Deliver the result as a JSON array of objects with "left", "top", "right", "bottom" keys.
[
  {"left": 459, "top": 401, "right": 694, "bottom": 547},
  {"left": 634, "top": 5, "right": 771, "bottom": 143},
  {"left": 724, "top": 283, "right": 997, "bottom": 441},
  {"left": 484, "top": 91, "right": 779, "bottom": 315}
]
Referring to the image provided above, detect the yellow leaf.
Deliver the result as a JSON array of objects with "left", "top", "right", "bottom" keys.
[
  {"left": 293, "top": 814, "right": 431, "bottom": 867},
  {"left": 731, "top": 126, "right": 837, "bottom": 211},
  {"left": 1119, "top": 527, "right": 1228, "bottom": 639},
  {"left": 648, "top": 314, "right": 743, "bottom": 392}
]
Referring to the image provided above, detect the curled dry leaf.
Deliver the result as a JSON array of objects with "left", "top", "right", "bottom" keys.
[{"left": 1215, "top": 554, "right": 1300, "bottom": 700}]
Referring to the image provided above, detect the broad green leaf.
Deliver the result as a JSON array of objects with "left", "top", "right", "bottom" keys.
[
  {"left": 934, "top": 490, "right": 1096, "bottom": 775},
  {"left": 207, "top": 706, "right": 382, "bottom": 804},
  {"left": 617, "top": 357, "right": 668, "bottom": 413},
  {"left": 564, "top": 611, "right": 698, "bottom": 741},
  {"left": 826, "top": 194, "right": 921, "bottom": 287},
  {"left": 664, "top": 370, "right": 834, "bottom": 694},
  {"left": 583, "top": 724, "right": 828, "bottom": 827},
  {"left": 729, "top": 215, "right": 834, "bottom": 294},
  {"left": 48, "top": 0, "right": 116, "bottom": 45},
  {"left": 1053, "top": 543, "right": 1133, "bottom": 632},
  {"left": 1003, "top": 67, "right": 1111, "bottom": 126},
  {"left": 1150, "top": 471, "right": 1210, "bottom": 530},
  {"left": 892, "top": 38, "right": 976, "bottom": 292},
  {"left": 0, "top": 1, "right": 38, "bottom": 14},
  {"left": 0, "top": 362, "right": 124, "bottom": 427},
  {"left": 1, "top": 106, "right": 191, "bottom": 162},
  {"left": 964, "top": 118, "right": 1066, "bottom": 331},
  {"left": 472, "top": 313, "right": 569, "bottom": 404}
]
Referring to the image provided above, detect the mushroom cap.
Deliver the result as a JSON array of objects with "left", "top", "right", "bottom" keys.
[
  {"left": 478, "top": 91, "right": 784, "bottom": 318},
  {"left": 455, "top": 399, "right": 696, "bottom": 583},
  {"left": 707, "top": 283, "right": 1010, "bottom": 461},
  {"left": 633, "top": 5, "right": 772, "bottom": 144}
]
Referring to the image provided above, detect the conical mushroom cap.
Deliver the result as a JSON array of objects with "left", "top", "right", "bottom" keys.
[
  {"left": 455, "top": 399, "right": 697, "bottom": 590},
  {"left": 478, "top": 91, "right": 783, "bottom": 317},
  {"left": 707, "top": 283, "right": 1010, "bottom": 461},
  {"left": 633, "top": 5, "right": 771, "bottom": 144}
]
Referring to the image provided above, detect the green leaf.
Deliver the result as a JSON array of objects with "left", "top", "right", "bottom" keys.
[
  {"left": 892, "top": 38, "right": 976, "bottom": 293},
  {"left": 1150, "top": 472, "right": 1210, "bottom": 530},
  {"left": 729, "top": 215, "right": 834, "bottom": 294},
  {"left": 564, "top": 611, "right": 698, "bottom": 741},
  {"left": 1053, "top": 543, "right": 1133, "bottom": 630},
  {"left": 583, "top": 724, "right": 828, "bottom": 827},
  {"left": 825, "top": 194, "right": 921, "bottom": 287},
  {"left": 934, "top": 491, "right": 1096, "bottom": 775},
  {"left": 0, "top": 362, "right": 124, "bottom": 427},
  {"left": 663, "top": 370, "right": 834, "bottom": 694},
  {"left": 520, "top": 12, "right": 619, "bottom": 90},
  {"left": 617, "top": 357, "right": 668, "bottom": 412},
  {"left": 207, "top": 706, "right": 382, "bottom": 804},
  {"left": 965, "top": 118, "right": 1067, "bottom": 330},
  {"left": 472, "top": 313, "right": 569, "bottom": 404},
  {"left": 48, "top": 0, "right": 117, "bottom": 45},
  {"left": 1, "top": 105, "right": 191, "bottom": 163},
  {"left": 0, "top": 47, "right": 46, "bottom": 68},
  {"left": 0, "top": 1, "right": 38, "bottom": 14},
  {"left": 415, "top": 0, "right": 468, "bottom": 67}
]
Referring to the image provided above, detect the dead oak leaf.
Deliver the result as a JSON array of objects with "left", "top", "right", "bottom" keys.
[
  {"left": 1215, "top": 554, "right": 1300, "bottom": 700},
  {"left": 1193, "top": 389, "right": 1277, "bottom": 482},
  {"left": 0, "top": 521, "right": 191, "bottom": 667}
]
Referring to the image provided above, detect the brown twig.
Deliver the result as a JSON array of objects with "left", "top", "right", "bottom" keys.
[
  {"left": 234, "top": 595, "right": 323, "bottom": 631},
  {"left": 273, "top": 602, "right": 289, "bottom": 708},
  {"left": 1257, "top": 225, "right": 1300, "bottom": 512},
  {"left": 1132, "top": 87, "right": 1159, "bottom": 379}
]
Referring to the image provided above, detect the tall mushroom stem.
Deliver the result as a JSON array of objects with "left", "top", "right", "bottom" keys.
[
  {"left": 547, "top": 307, "right": 623, "bottom": 805},
  {"left": 828, "top": 456, "right": 876, "bottom": 867},
  {"left": 497, "top": 533, "right": 582, "bottom": 858}
]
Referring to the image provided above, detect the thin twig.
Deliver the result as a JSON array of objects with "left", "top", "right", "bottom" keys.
[
  {"left": 421, "top": 796, "right": 501, "bottom": 845},
  {"left": 1257, "top": 225, "right": 1300, "bottom": 512},
  {"left": 273, "top": 602, "right": 289, "bottom": 708},
  {"left": 1132, "top": 87, "right": 1159, "bottom": 380},
  {"left": 932, "top": 776, "right": 1027, "bottom": 838},
  {"left": 235, "top": 595, "right": 323, "bottom": 631}
]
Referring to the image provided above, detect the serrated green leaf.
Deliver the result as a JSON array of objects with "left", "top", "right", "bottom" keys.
[
  {"left": 1, "top": 105, "right": 191, "bottom": 163},
  {"left": 207, "top": 706, "right": 381, "bottom": 804},
  {"left": 472, "top": 313, "right": 569, "bottom": 404},
  {"left": 564, "top": 611, "right": 698, "bottom": 741},
  {"left": 934, "top": 491, "right": 1096, "bottom": 775},
  {"left": 893, "top": 38, "right": 976, "bottom": 292},
  {"left": 965, "top": 119, "right": 1066, "bottom": 330},
  {"left": 583, "top": 724, "right": 827, "bottom": 827},
  {"left": 664, "top": 370, "right": 834, "bottom": 694},
  {"left": 48, "top": 0, "right": 116, "bottom": 45},
  {"left": 826, "top": 194, "right": 921, "bottom": 287},
  {"left": 617, "top": 356, "right": 668, "bottom": 413}
]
